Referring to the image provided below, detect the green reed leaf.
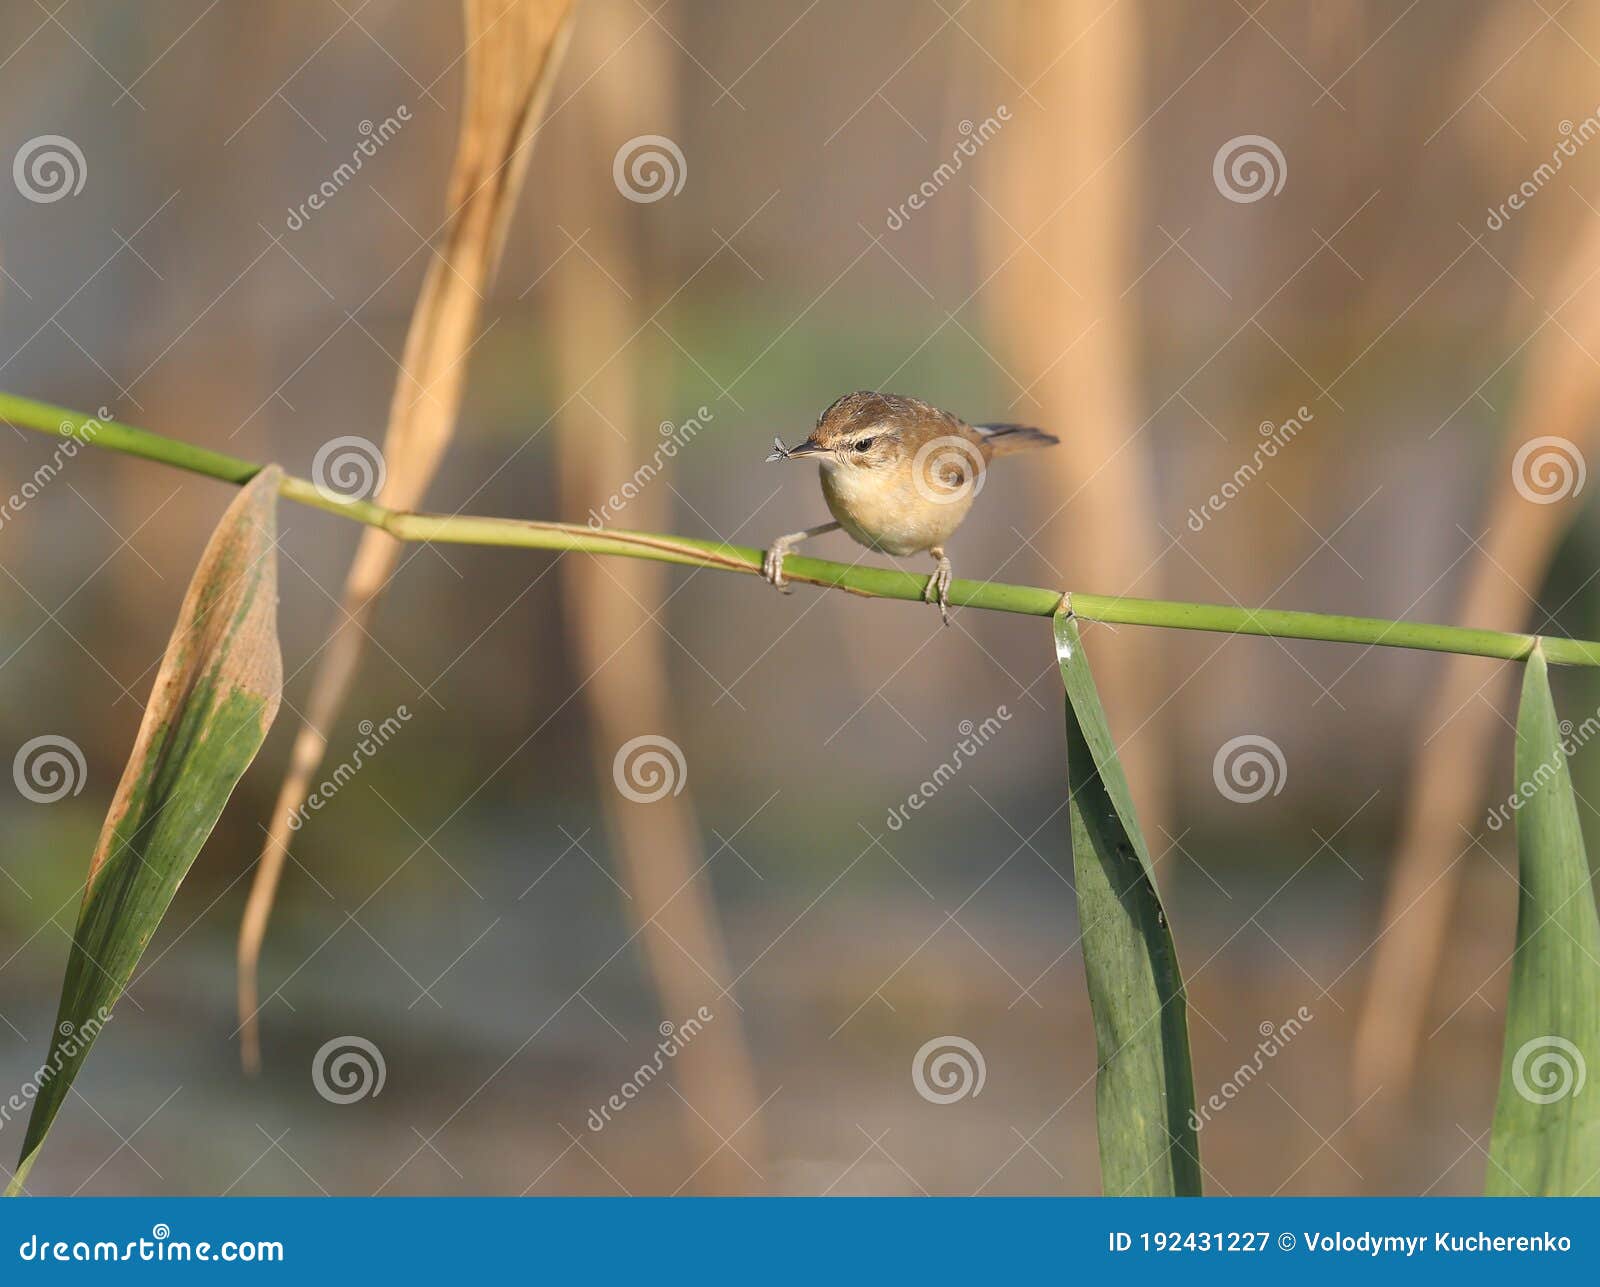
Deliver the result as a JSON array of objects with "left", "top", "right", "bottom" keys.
[
  {"left": 1486, "top": 644, "right": 1600, "bottom": 1195},
  {"left": 7, "top": 468, "right": 283, "bottom": 1196},
  {"left": 1054, "top": 608, "right": 1200, "bottom": 1196}
]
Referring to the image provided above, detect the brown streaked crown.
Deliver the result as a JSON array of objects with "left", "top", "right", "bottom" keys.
[{"left": 809, "top": 390, "right": 965, "bottom": 449}]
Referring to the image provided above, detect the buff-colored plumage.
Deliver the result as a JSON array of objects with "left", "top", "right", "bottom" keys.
[{"left": 763, "top": 391, "right": 1058, "bottom": 623}]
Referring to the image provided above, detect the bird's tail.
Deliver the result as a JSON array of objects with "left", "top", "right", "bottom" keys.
[{"left": 975, "top": 423, "right": 1059, "bottom": 457}]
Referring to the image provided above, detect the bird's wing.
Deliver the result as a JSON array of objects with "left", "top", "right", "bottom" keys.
[{"left": 972, "top": 422, "right": 1060, "bottom": 459}]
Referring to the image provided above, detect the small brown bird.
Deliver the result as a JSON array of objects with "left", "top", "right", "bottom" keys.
[{"left": 763, "top": 391, "right": 1058, "bottom": 624}]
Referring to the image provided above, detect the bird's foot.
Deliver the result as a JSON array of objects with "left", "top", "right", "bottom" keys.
[
  {"left": 924, "top": 551, "right": 953, "bottom": 627},
  {"left": 760, "top": 523, "right": 841, "bottom": 598},
  {"left": 762, "top": 540, "right": 795, "bottom": 593}
]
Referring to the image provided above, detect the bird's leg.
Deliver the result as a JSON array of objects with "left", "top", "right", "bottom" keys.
[
  {"left": 924, "top": 546, "right": 953, "bottom": 626},
  {"left": 762, "top": 521, "right": 841, "bottom": 593}
]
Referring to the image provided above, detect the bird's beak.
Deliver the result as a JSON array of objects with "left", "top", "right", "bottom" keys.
[{"left": 767, "top": 437, "right": 824, "bottom": 462}]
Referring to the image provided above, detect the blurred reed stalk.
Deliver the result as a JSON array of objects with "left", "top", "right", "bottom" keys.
[
  {"left": 1350, "top": 207, "right": 1600, "bottom": 1105},
  {"left": 545, "top": 3, "right": 766, "bottom": 1192},
  {"left": 236, "top": 0, "right": 578, "bottom": 1072},
  {"left": 10, "top": 392, "right": 1600, "bottom": 668},
  {"left": 982, "top": 0, "right": 1171, "bottom": 840}
]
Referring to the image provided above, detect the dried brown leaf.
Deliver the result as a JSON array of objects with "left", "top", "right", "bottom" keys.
[{"left": 236, "top": 0, "right": 577, "bottom": 1069}]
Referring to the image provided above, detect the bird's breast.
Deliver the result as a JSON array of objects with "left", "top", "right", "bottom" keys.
[{"left": 820, "top": 463, "right": 973, "bottom": 556}]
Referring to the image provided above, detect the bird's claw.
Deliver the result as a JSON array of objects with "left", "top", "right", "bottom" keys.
[
  {"left": 762, "top": 544, "right": 794, "bottom": 594},
  {"left": 924, "top": 561, "right": 952, "bottom": 627}
]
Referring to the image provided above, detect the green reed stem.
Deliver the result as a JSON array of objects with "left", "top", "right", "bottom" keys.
[{"left": 4, "top": 389, "right": 1596, "bottom": 667}]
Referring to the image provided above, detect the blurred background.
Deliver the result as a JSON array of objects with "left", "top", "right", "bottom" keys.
[{"left": 3, "top": 0, "right": 1600, "bottom": 1196}]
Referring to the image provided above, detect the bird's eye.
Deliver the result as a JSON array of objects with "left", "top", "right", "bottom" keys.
[{"left": 852, "top": 437, "right": 876, "bottom": 452}]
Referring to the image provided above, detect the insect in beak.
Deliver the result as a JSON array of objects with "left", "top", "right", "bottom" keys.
[{"left": 766, "top": 437, "right": 823, "bottom": 461}]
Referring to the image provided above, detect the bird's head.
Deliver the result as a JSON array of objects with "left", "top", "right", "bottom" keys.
[{"left": 767, "top": 391, "right": 916, "bottom": 471}]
